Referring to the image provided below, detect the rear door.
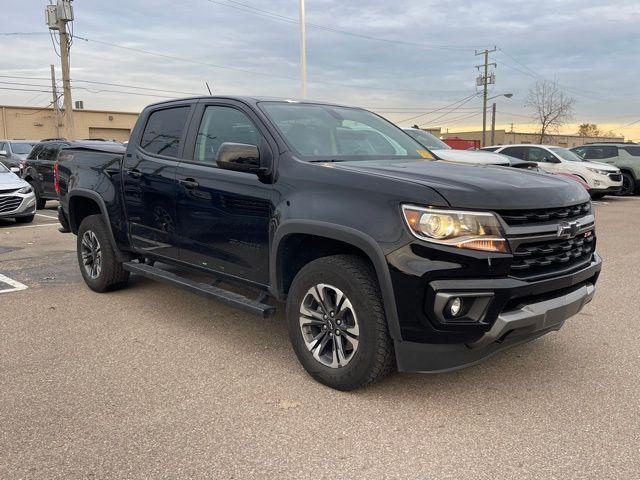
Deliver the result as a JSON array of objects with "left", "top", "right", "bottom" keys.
[
  {"left": 122, "top": 104, "right": 193, "bottom": 260},
  {"left": 175, "top": 101, "right": 274, "bottom": 285},
  {"left": 35, "top": 143, "right": 61, "bottom": 197},
  {"left": 498, "top": 146, "right": 526, "bottom": 160}
]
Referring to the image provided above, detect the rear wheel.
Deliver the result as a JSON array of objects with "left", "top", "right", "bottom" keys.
[
  {"left": 619, "top": 173, "right": 635, "bottom": 196},
  {"left": 286, "top": 254, "right": 395, "bottom": 391},
  {"left": 28, "top": 182, "right": 46, "bottom": 209},
  {"left": 77, "top": 215, "right": 129, "bottom": 292}
]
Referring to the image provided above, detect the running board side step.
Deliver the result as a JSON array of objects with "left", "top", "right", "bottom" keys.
[{"left": 122, "top": 262, "right": 275, "bottom": 318}]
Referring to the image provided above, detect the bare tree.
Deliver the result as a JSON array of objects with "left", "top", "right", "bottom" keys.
[
  {"left": 577, "top": 123, "right": 601, "bottom": 137},
  {"left": 526, "top": 80, "right": 575, "bottom": 143}
]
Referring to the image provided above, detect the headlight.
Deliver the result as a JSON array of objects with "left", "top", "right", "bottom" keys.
[
  {"left": 402, "top": 205, "right": 509, "bottom": 253},
  {"left": 586, "top": 167, "right": 612, "bottom": 175},
  {"left": 18, "top": 185, "right": 33, "bottom": 194}
]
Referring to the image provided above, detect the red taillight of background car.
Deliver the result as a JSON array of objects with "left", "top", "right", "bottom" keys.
[{"left": 53, "top": 162, "right": 59, "bottom": 195}]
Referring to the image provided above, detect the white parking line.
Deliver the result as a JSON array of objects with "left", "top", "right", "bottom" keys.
[
  {"left": 0, "top": 273, "right": 28, "bottom": 294},
  {"left": 9, "top": 223, "right": 59, "bottom": 229},
  {"left": 36, "top": 213, "right": 58, "bottom": 219}
]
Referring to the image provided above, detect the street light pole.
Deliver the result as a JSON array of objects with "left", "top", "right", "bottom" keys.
[
  {"left": 490, "top": 103, "right": 496, "bottom": 146},
  {"left": 299, "top": 0, "right": 307, "bottom": 98}
]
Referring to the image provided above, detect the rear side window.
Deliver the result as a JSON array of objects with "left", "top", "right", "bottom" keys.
[
  {"left": 500, "top": 146, "right": 526, "bottom": 159},
  {"left": 585, "top": 146, "right": 617, "bottom": 159},
  {"left": 140, "top": 106, "right": 190, "bottom": 158},
  {"left": 482, "top": 147, "right": 499, "bottom": 152},
  {"left": 623, "top": 146, "right": 640, "bottom": 156},
  {"left": 38, "top": 144, "right": 60, "bottom": 161},
  {"left": 28, "top": 144, "right": 43, "bottom": 159}
]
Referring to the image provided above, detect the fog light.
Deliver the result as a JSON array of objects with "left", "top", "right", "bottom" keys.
[{"left": 448, "top": 297, "right": 462, "bottom": 317}]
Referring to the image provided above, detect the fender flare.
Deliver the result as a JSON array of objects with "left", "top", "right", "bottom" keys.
[
  {"left": 68, "top": 188, "right": 125, "bottom": 262},
  {"left": 270, "top": 220, "right": 402, "bottom": 340}
]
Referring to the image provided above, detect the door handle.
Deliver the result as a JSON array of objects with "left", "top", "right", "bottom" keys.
[
  {"left": 179, "top": 178, "right": 200, "bottom": 189},
  {"left": 127, "top": 168, "right": 142, "bottom": 178}
]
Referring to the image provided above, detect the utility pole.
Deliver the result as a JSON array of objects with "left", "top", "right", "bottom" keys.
[
  {"left": 45, "top": 0, "right": 74, "bottom": 139},
  {"left": 50, "top": 64, "right": 61, "bottom": 138},
  {"left": 490, "top": 102, "right": 496, "bottom": 146},
  {"left": 299, "top": 0, "right": 307, "bottom": 98},
  {"left": 475, "top": 47, "right": 496, "bottom": 147}
]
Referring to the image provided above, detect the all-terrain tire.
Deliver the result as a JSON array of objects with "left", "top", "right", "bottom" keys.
[
  {"left": 77, "top": 214, "right": 130, "bottom": 292},
  {"left": 286, "top": 254, "right": 395, "bottom": 391}
]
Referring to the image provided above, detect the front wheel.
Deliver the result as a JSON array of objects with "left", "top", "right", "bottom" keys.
[
  {"left": 286, "top": 255, "right": 395, "bottom": 391},
  {"left": 619, "top": 173, "right": 635, "bottom": 196},
  {"left": 77, "top": 215, "right": 129, "bottom": 292}
]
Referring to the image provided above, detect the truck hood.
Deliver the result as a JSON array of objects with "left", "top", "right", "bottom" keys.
[
  {"left": 432, "top": 148, "right": 510, "bottom": 166},
  {"left": 0, "top": 171, "right": 28, "bottom": 189},
  {"left": 331, "top": 159, "right": 589, "bottom": 210}
]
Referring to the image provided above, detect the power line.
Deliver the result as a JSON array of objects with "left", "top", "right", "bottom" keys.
[
  {"left": 206, "top": 0, "right": 486, "bottom": 51},
  {"left": 397, "top": 93, "right": 479, "bottom": 123},
  {"left": 72, "top": 34, "right": 471, "bottom": 95}
]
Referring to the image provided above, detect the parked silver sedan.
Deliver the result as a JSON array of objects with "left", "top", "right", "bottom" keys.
[{"left": 0, "top": 162, "right": 36, "bottom": 223}]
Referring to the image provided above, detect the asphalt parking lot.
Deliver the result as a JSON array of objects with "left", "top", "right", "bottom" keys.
[{"left": 1, "top": 199, "right": 640, "bottom": 479}]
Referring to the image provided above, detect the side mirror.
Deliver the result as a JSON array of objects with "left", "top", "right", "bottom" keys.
[
  {"left": 217, "top": 142, "right": 262, "bottom": 174},
  {"left": 0, "top": 150, "right": 7, "bottom": 157}
]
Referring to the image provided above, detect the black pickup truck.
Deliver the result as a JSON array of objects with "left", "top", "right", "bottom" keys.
[{"left": 58, "top": 96, "right": 601, "bottom": 390}]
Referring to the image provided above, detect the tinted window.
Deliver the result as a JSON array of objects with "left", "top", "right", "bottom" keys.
[
  {"left": 482, "top": 146, "right": 500, "bottom": 152},
  {"left": 0, "top": 142, "right": 6, "bottom": 152},
  {"left": 404, "top": 129, "right": 450, "bottom": 150},
  {"left": 38, "top": 144, "right": 59, "bottom": 161},
  {"left": 585, "top": 145, "right": 618, "bottom": 160},
  {"left": 194, "top": 106, "right": 262, "bottom": 165},
  {"left": 500, "top": 146, "right": 526, "bottom": 159},
  {"left": 623, "top": 146, "right": 640, "bottom": 156},
  {"left": 140, "top": 106, "right": 190, "bottom": 157}
]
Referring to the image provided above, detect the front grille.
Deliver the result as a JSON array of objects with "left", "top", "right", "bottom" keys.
[
  {"left": 608, "top": 173, "right": 622, "bottom": 182},
  {"left": 498, "top": 202, "right": 591, "bottom": 226},
  {"left": 0, "top": 188, "right": 18, "bottom": 195},
  {"left": 0, "top": 196, "right": 22, "bottom": 213},
  {"left": 510, "top": 231, "right": 595, "bottom": 278}
]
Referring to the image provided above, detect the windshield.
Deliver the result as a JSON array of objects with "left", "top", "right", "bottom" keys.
[
  {"left": 549, "top": 147, "right": 585, "bottom": 162},
  {"left": 260, "top": 102, "right": 433, "bottom": 161},
  {"left": 0, "top": 162, "right": 8, "bottom": 173},
  {"left": 404, "top": 129, "right": 451, "bottom": 150},
  {"left": 10, "top": 142, "right": 35, "bottom": 155}
]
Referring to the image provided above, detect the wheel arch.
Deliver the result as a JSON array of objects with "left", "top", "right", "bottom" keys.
[
  {"left": 68, "top": 189, "right": 125, "bottom": 262},
  {"left": 270, "top": 221, "right": 402, "bottom": 340}
]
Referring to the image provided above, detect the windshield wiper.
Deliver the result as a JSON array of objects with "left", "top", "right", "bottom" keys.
[{"left": 308, "top": 159, "right": 345, "bottom": 163}]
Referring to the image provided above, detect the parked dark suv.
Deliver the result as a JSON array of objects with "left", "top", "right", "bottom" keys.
[
  {"left": 58, "top": 96, "right": 601, "bottom": 390},
  {"left": 23, "top": 140, "right": 122, "bottom": 209}
]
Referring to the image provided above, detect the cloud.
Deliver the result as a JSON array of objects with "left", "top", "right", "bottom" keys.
[{"left": 1, "top": 0, "right": 638, "bottom": 139}]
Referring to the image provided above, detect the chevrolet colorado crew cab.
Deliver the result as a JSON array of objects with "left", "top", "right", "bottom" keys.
[{"left": 59, "top": 96, "right": 601, "bottom": 390}]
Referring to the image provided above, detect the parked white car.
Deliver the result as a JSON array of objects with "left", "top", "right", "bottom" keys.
[
  {"left": 0, "top": 162, "right": 37, "bottom": 223},
  {"left": 403, "top": 128, "right": 511, "bottom": 166},
  {"left": 483, "top": 144, "right": 622, "bottom": 198}
]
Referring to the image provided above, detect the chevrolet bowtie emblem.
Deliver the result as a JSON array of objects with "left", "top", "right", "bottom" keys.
[{"left": 557, "top": 221, "right": 580, "bottom": 239}]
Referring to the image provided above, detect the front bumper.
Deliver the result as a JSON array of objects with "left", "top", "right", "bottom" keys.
[
  {"left": 0, "top": 191, "right": 36, "bottom": 219},
  {"left": 392, "top": 254, "right": 601, "bottom": 373},
  {"left": 589, "top": 185, "right": 621, "bottom": 195}
]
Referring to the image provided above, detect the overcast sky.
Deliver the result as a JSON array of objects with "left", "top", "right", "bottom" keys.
[{"left": 3, "top": 0, "right": 639, "bottom": 138}]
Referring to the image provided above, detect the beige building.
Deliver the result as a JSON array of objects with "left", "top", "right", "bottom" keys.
[
  {"left": 0, "top": 105, "right": 138, "bottom": 142},
  {"left": 441, "top": 129, "right": 624, "bottom": 148}
]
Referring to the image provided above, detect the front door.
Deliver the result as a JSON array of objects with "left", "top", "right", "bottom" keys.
[
  {"left": 527, "top": 146, "right": 562, "bottom": 173},
  {"left": 176, "top": 103, "right": 273, "bottom": 285},
  {"left": 122, "top": 105, "right": 192, "bottom": 260}
]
